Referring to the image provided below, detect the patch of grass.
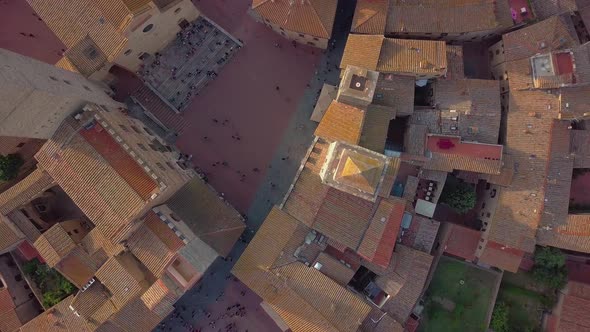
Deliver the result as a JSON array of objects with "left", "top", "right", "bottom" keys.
[
  {"left": 496, "top": 282, "right": 545, "bottom": 332},
  {"left": 419, "top": 256, "right": 498, "bottom": 332}
]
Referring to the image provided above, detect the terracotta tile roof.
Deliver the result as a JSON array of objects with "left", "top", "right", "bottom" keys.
[
  {"left": 378, "top": 158, "right": 400, "bottom": 198},
  {"left": 571, "top": 129, "right": 590, "bottom": 168},
  {"left": 0, "top": 215, "right": 23, "bottom": 253},
  {"left": 121, "top": 0, "right": 152, "bottom": 13},
  {"left": 359, "top": 105, "right": 391, "bottom": 154},
  {"left": 529, "top": 0, "right": 584, "bottom": 20},
  {"left": 538, "top": 214, "right": 590, "bottom": 253},
  {"left": 372, "top": 73, "right": 415, "bottom": 116},
  {"left": 0, "top": 288, "right": 15, "bottom": 314},
  {"left": 7, "top": 210, "right": 41, "bottom": 244},
  {"left": 271, "top": 223, "right": 316, "bottom": 268},
  {"left": 537, "top": 121, "right": 575, "bottom": 246},
  {"left": 0, "top": 308, "right": 21, "bottom": 332},
  {"left": 399, "top": 215, "right": 440, "bottom": 253},
  {"left": 33, "top": 223, "right": 76, "bottom": 267},
  {"left": 559, "top": 85, "right": 590, "bottom": 120},
  {"left": 313, "top": 188, "right": 375, "bottom": 250},
  {"left": 404, "top": 124, "right": 429, "bottom": 156},
  {"left": 20, "top": 295, "right": 92, "bottom": 332},
  {"left": 425, "top": 151, "right": 503, "bottom": 174},
  {"left": 56, "top": 246, "right": 101, "bottom": 287},
  {"left": 89, "top": 299, "right": 118, "bottom": 326},
  {"left": 0, "top": 167, "right": 54, "bottom": 215},
  {"left": 572, "top": 42, "right": 590, "bottom": 84},
  {"left": 479, "top": 240, "right": 524, "bottom": 272},
  {"left": 357, "top": 198, "right": 405, "bottom": 267},
  {"left": 351, "top": 0, "right": 388, "bottom": 35},
  {"left": 445, "top": 45, "right": 465, "bottom": 80},
  {"left": 81, "top": 228, "right": 125, "bottom": 257},
  {"left": 434, "top": 79, "right": 501, "bottom": 144},
  {"left": 443, "top": 224, "right": 480, "bottom": 261},
  {"left": 340, "top": 34, "right": 384, "bottom": 71},
  {"left": 36, "top": 119, "right": 148, "bottom": 242},
  {"left": 164, "top": 178, "right": 245, "bottom": 257},
  {"left": 313, "top": 252, "right": 356, "bottom": 286},
  {"left": 283, "top": 139, "right": 332, "bottom": 226},
  {"left": 234, "top": 206, "right": 373, "bottom": 332},
  {"left": 377, "top": 38, "right": 447, "bottom": 76},
  {"left": 143, "top": 211, "right": 184, "bottom": 252},
  {"left": 315, "top": 100, "right": 366, "bottom": 145},
  {"left": 274, "top": 262, "right": 372, "bottom": 332},
  {"left": 26, "top": 0, "right": 129, "bottom": 59},
  {"left": 79, "top": 123, "right": 157, "bottom": 201},
  {"left": 132, "top": 85, "right": 187, "bottom": 134},
  {"left": 55, "top": 57, "right": 80, "bottom": 73},
  {"left": 252, "top": 0, "right": 338, "bottom": 39},
  {"left": 376, "top": 245, "right": 433, "bottom": 323},
  {"left": 557, "top": 281, "right": 590, "bottom": 330},
  {"left": 487, "top": 90, "right": 561, "bottom": 252},
  {"left": 107, "top": 298, "right": 162, "bottom": 332},
  {"left": 71, "top": 282, "right": 110, "bottom": 319},
  {"left": 502, "top": 14, "right": 579, "bottom": 62},
  {"left": 140, "top": 279, "right": 178, "bottom": 319},
  {"left": 95, "top": 255, "right": 147, "bottom": 308},
  {"left": 386, "top": 0, "right": 513, "bottom": 34},
  {"left": 127, "top": 223, "right": 176, "bottom": 278}
]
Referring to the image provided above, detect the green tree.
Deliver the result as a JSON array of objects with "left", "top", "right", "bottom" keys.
[
  {"left": 490, "top": 302, "right": 509, "bottom": 332},
  {"left": 533, "top": 247, "right": 568, "bottom": 290},
  {"left": 440, "top": 181, "right": 477, "bottom": 213},
  {"left": 0, "top": 154, "right": 23, "bottom": 181}
]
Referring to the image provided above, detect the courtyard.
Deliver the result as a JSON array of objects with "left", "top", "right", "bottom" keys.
[
  {"left": 569, "top": 168, "right": 590, "bottom": 212},
  {"left": 419, "top": 256, "right": 501, "bottom": 332},
  {"left": 493, "top": 271, "right": 554, "bottom": 332}
]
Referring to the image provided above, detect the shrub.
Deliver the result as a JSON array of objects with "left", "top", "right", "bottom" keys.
[
  {"left": 440, "top": 181, "right": 477, "bottom": 214},
  {"left": 490, "top": 302, "right": 509, "bottom": 332},
  {"left": 0, "top": 154, "right": 23, "bottom": 181},
  {"left": 533, "top": 247, "right": 568, "bottom": 291}
]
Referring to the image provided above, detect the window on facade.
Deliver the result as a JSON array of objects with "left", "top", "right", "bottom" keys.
[
  {"left": 49, "top": 76, "right": 58, "bottom": 81},
  {"left": 143, "top": 24, "right": 154, "bottom": 33},
  {"left": 63, "top": 80, "right": 71, "bottom": 85},
  {"left": 156, "top": 162, "right": 166, "bottom": 171},
  {"left": 83, "top": 85, "right": 92, "bottom": 92},
  {"left": 137, "top": 143, "right": 148, "bottom": 151}
]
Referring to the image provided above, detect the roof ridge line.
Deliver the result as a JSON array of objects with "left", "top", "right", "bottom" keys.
[{"left": 307, "top": 0, "right": 330, "bottom": 38}]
